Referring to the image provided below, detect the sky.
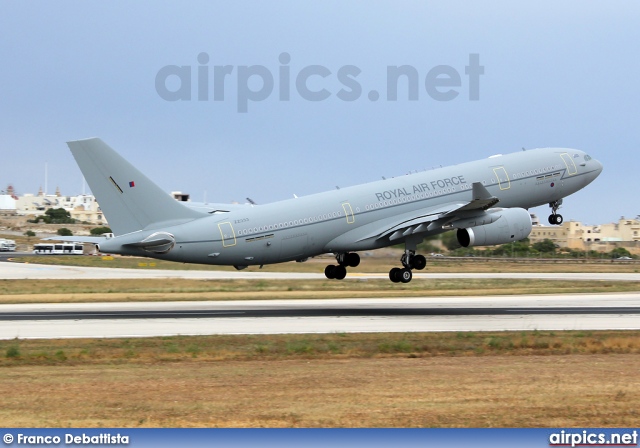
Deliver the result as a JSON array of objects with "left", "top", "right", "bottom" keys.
[{"left": 1, "top": 1, "right": 638, "bottom": 225}]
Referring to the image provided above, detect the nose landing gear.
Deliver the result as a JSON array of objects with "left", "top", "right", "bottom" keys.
[{"left": 549, "top": 199, "right": 563, "bottom": 225}]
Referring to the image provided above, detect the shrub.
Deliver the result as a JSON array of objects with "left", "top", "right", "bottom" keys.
[{"left": 90, "top": 226, "right": 112, "bottom": 235}]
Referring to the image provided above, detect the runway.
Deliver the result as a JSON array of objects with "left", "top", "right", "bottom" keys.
[
  {"left": 3, "top": 261, "right": 640, "bottom": 281},
  {"left": 1, "top": 293, "right": 639, "bottom": 339}
]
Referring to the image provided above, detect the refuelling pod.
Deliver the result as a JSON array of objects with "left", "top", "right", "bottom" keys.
[
  {"left": 457, "top": 207, "right": 532, "bottom": 247},
  {"left": 96, "top": 231, "right": 176, "bottom": 255}
]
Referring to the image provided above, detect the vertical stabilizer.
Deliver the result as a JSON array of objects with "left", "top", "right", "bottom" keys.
[{"left": 67, "top": 138, "right": 204, "bottom": 235}]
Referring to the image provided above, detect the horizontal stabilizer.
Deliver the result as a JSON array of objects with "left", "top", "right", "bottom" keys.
[{"left": 43, "top": 236, "right": 109, "bottom": 244}]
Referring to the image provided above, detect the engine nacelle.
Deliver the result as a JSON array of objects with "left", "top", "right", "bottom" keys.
[{"left": 457, "top": 207, "right": 532, "bottom": 247}]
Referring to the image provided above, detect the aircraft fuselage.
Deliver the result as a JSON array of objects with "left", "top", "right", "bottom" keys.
[{"left": 98, "top": 147, "right": 602, "bottom": 268}]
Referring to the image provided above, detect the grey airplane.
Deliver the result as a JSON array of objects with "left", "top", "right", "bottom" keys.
[{"left": 64, "top": 138, "right": 602, "bottom": 283}]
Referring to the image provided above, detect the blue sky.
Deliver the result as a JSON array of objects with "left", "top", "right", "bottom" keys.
[{"left": 1, "top": 1, "right": 638, "bottom": 225}]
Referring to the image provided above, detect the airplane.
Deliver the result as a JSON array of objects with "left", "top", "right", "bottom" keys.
[{"left": 62, "top": 138, "right": 602, "bottom": 283}]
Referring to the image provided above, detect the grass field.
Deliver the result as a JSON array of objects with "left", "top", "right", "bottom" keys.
[
  {"left": 1, "top": 331, "right": 639, "bottom": 427},
  {"left": 11, "top": 254, "right": 640, "bottom": 273},
  {"left": 1, "top": 278, "right": 639, "bottom": 304}
]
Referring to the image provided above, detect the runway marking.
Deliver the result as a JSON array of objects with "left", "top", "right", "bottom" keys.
[{"left": 2, "top": 307, "right": 639, "bottom": 321}]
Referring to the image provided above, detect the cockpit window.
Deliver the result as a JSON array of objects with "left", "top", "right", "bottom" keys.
[{"left": 584, "top": 155, "right": 592, "bottom": 161}]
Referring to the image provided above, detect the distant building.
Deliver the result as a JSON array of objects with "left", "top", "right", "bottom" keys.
[
  {"left": 529, "top": 220, "right": 587, "bottom": 250},
  {"left": 11, "top": 186, "right": 107, "bottom": 225},
  {"left": 171, "top": 191, "right": 190, "bottom": 202},
  {"left": 587, "top": 217, "right": 640, "bottom": 243},
  {"left": 529, "top": 217, "right": 640, "bottom": 254},
  {"left": 0, "top": 185, "right": 18, "bottom": 215},
  {"left": 0, "top": 195, "right": 17, "bottom": 214}
]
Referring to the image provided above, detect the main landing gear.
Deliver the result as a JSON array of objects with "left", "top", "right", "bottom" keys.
[
  {"left": 324, "top": 252, "right": 360, "bottom": 280},
  {"left": 548, "top": 199, "right": 564, "bottom": 225},
  {"left": 324, "top": 248, "right": 427, "bottom": 284},
  {"left": 388, "top": 250, "right": 426, "bottom": 283}
]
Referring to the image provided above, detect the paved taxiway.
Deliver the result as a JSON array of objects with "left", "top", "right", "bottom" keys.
[
  {"left": 1, "top": 294, "right": 639, "bottom": 339},
  {"left": 3, "top": 262, "right": 640, "bottom": 281}
]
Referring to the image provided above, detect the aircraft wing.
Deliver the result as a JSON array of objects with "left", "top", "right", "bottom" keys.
[
  {"left": 42, "top": 236, "right": 109, "bottom": 243},
  {"left": 359, "top": 182, "right": 499, "bottom": 242}
]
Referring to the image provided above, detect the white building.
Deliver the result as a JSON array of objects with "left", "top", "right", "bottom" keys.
[
  {"left": 12, "top": 186, "right": 107, "bottom": 225},
  {"left": 0, "top": 195, "right": 16, "bottom": 212}
]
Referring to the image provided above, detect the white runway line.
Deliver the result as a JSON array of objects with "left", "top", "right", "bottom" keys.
[
  {"left": 3, "top": 262, "right": 640, "bottom": 281},
  {"left": 1, "top": 293, "right": 639, "bottom": 339}
]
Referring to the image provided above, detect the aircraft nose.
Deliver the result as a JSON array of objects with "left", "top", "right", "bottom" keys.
[
  {"left": 593, "top": 158, "right": 604, "bottom": 175},
  {"left": 587, "top": 157, "right": 603, "bottom": 183}
]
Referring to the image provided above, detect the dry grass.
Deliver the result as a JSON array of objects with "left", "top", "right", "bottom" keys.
[
  {"left": 1, "top": 332, "right": 639, "bottom": 427},
  {"left": 0, "top": 278, "right": 639, "bottom": 304},
  {"left": 11, "top": 254, "right": 640, "bottom": 273},
  {"left": 3, "top": 331, "right": 640, "bottom": 365}
]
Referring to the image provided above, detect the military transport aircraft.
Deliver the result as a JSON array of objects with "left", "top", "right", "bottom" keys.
[{"left": 62, "top": 138, "right": 602, "bottom": 283}]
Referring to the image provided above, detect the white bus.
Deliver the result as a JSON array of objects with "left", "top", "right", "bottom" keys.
[{"left": 33, "top": 243, "right": 84, "bottom": 255}]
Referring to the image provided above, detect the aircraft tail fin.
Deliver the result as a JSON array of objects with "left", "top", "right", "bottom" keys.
[{"left": 67, "top": 138, "right": 205, "bottom": 235}]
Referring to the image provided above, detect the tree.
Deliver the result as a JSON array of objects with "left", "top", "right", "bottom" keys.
[
  {"left": 57, "top": 228, "right": 73, "bottom": 236},
  {"left": 610, "top": 247, "right": 632, "bottom": 259},
  {"left": 90, "top": 226, "right": 112, "bottom": 235},
  {"left": 441, "top": 230, "right": 462, "bottom": 251},
  {"left": 494, "top": 240, "right": 532, "bottom": 257},
  {"left": 532, "top": 239, "right": 556, "bottom": 254},
  {"left": 43, "top": 208, "right": 75, "bottom": 224},
  {"left": 24, "top": 230, "right": 36, "bottom": 238}
]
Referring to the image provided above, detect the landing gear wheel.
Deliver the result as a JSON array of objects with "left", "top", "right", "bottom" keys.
[
  {"left": 333, "top": 265, "right": 347, "bottom": 280},
  {"left": 399, "top": 268, "right": 412, "bottom": 283},
  {"left": 411, "top": 254, "right": 427, "bottom": 270},
  {"left": 324, "top": 265, "right": 336, "bottom": 279},
  {"left": 389, "top": 267, "right": 402, "bottom": 283},
  {"left": 548, "top": 200, "right": 563, "bottom": 225},
  {"left": 345, "top": 252, "right": 360, "bottom": 267},
  {"left": 548, "top": 214, "right": 564, "bottom": 225}
]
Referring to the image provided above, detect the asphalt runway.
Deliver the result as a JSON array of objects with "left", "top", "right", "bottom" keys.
[
  {"left": 3, "top": 261, "right": 640, "bottom": 281},
  {"left": 1, "top": 294, "right": 639, "bottom": 339}
]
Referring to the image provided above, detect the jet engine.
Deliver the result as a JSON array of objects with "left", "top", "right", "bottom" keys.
[{"left": 456, "top": 207, "right": 532, "bottom": 247}]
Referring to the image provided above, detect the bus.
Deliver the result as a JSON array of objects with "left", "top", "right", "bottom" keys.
[{"left": 33, "top": 243, "right": 84, "bottom": 255}]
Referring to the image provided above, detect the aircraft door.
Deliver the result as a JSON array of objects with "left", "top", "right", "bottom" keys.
[
  {"left": 560, "top": 153, "right": 578, "bottom": 175},
  {"left": 217, "top": 222, "right": 237, "bottom": 247},
  {"left": 492, "top": 166, "right": 511, "bottom": 190},
  {"left": 342, "top": 202, "right": 355, "bottom": 224}
]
